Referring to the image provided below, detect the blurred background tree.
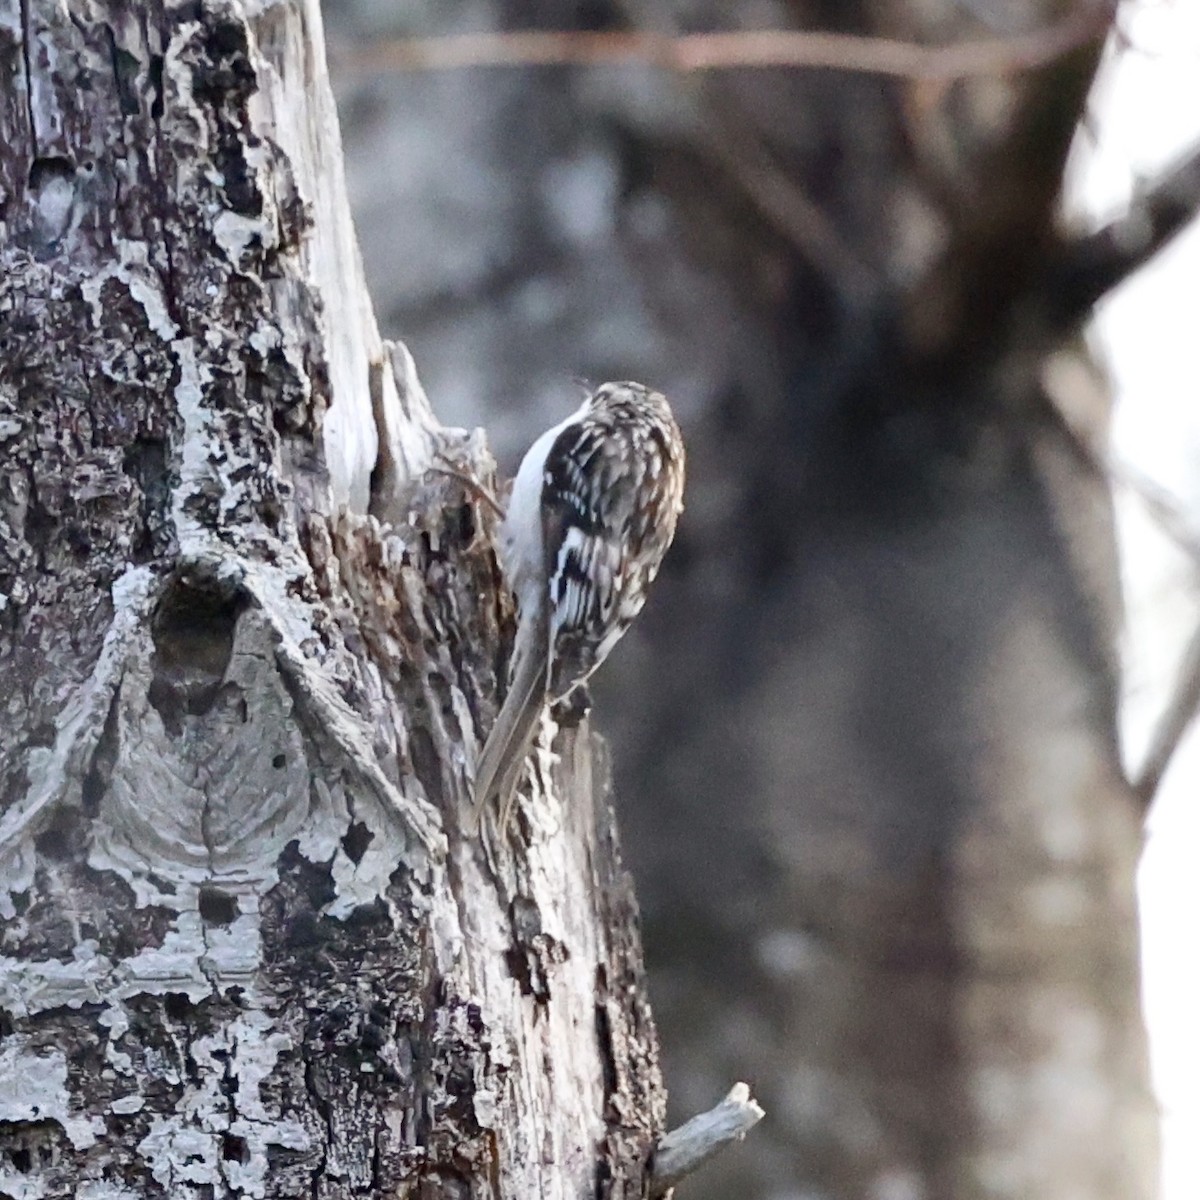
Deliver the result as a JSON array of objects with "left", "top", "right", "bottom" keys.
[{"left": 324, "top": 2, "right": 1200, "bottom": 1197}]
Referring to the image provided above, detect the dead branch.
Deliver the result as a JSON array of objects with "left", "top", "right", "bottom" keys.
[
  {"left": 649, "top": 1082, "right": 765, "bottom": 1196},
  {"left": 333, "top": 5, "right": 1111, "bottom": 81},
  {"left": 1052, "top": 140, "right": 1200, "bottom": 325}
]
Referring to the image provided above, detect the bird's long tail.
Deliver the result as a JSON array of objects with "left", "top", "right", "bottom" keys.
[{"left": 465, "top": 600, "right": 549, "bottom": 835}]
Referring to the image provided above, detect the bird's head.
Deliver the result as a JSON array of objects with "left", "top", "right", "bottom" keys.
[{"left": 586, "top": 381, "right": 674, "bottom": 426}]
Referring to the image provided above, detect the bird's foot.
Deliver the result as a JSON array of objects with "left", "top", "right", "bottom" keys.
[{"left": 551, "top": 683, "right": 592, "bottom": 728}]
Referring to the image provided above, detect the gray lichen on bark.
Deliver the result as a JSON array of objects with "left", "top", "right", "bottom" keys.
[{"left": 0, "top": 1, "right": 665, "bottom": 1196}]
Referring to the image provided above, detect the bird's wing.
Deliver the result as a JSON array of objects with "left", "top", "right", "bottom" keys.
[{"left": 540, "top": 416, "right": 642, "bottom": 701}]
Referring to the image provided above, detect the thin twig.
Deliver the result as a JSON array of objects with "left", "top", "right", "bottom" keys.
[
  {"left": 428, "top": 457, "right": 507, "bottom": 520},
  {"left": 649, "top": 1082, "right": 765, "bottom": 1196},
  {"left": 1108, "top": 466, "right": 1200, "bottom": 811},
  {"left": 1053, "top": 140, "right": 1200, "bottom": 325},
  {"left": 1097, "top": 465, "right": 1200, "bottom": 812},
  {"left": 1045, "top": 391, "right": 1200, "bottom": 567},
  {"left": 1133, "top": 619, "right": 1200, "bottom": 811},
  {"left": 335, "top": 5, "right": 1111, "bottom": 80},
  {"left": 1112, "top": 459, "right": 1200, "bottom": 565},
  {"left": 1041, "top": 411, "right": 1200, "bottom": 812},
  {"left": 696, "top": 105, "right": 872, "bottom": 296}
]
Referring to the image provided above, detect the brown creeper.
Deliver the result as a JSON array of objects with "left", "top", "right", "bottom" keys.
[{"left": 467, "top": 381, "right": 686, "bottom": 833}]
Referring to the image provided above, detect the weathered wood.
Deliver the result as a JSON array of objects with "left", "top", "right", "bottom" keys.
[
  {"left": 0, "top": 2, "right": 664, "bottom": 1197},
  {"left": 649, "top": 1082, "right": 763, "bottom": 1197}
]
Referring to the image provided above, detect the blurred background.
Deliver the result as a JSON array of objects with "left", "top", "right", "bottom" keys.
[{"left": 322, "top": 2, "right": 1199, "bottom": 1197}]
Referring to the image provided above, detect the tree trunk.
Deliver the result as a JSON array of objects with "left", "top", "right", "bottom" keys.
[
  {"left": 0, "top": 3, "right": 664, "bottom": 1197},
  {"left": 330, "top": 2, "right": 1165, "bottom": 1198}
]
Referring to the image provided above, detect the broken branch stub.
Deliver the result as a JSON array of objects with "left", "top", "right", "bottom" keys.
[{"left": 650, "top": 1083, "right": 766, "bottom": 1196}]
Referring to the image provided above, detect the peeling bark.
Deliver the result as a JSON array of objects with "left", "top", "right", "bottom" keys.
[{"left": 0, "top": 3, "right": 664, "bottom": 1198}]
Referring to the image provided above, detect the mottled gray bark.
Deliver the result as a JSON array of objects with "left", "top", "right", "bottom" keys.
[
  {"left": 0, "top": 2, "right": 663, "bottom": 1198},
  {"left": 329, "top": 2, "right": 1162, "bottom": 1198}
]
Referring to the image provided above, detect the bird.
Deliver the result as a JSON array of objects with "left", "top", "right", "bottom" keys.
[{"left": 466, "top": 381, "right": 686, "bottom": 834}]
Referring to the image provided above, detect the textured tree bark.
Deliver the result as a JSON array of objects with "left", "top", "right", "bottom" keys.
[
  {"left": 328, "top": 2, "right": 1163, "bottom": 1198},
  {"left": 0, "top": 2, "right": 664, "bottom": 1198}
]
